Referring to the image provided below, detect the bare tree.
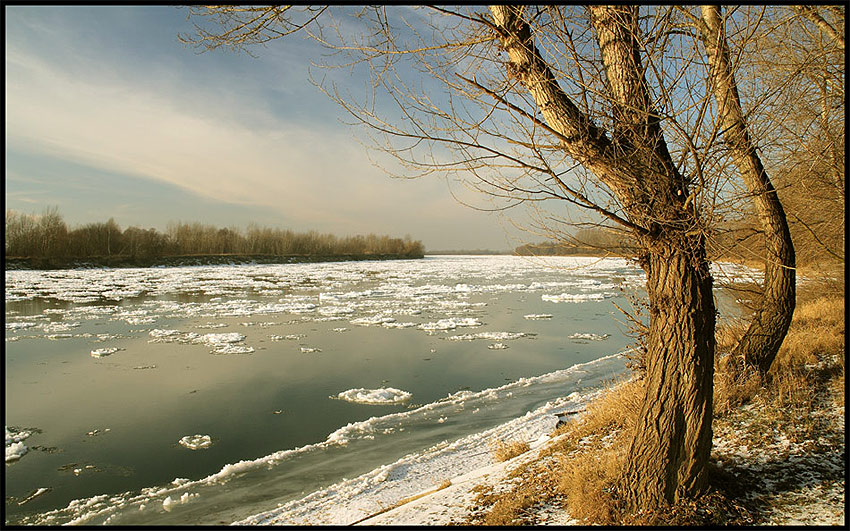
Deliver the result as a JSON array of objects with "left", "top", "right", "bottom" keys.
[
  {"left": 694, "top": 5, "right": 796, "bottom": 376},
  {"left": 751, "top": 6, "right": 844, "bottom": 266},
  {"left": 182, "top": 4, "right": 806, "bottom": 513}
]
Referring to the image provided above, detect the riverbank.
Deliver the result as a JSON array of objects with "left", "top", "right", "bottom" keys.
[
  {"left": 234, "top": 277, "right": 845, "bottom": 526},
  {"left": 4, "top": 253, "right": 424, "bottom": 271}
]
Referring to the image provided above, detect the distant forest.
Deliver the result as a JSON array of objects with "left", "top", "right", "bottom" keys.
[
  {"left": 5, "top": 207, "right": 424, "bottom": 261},
  {"left": 514, "top": 227, "right": 633, "bottom": 257}
]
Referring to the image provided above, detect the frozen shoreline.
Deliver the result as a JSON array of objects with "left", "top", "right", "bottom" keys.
[{"left": 234, "top": 385, "right": 607, "bottom": 525}]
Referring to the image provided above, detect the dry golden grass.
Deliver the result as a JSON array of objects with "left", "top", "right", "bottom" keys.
[
  {"left": 556, "top": 446, "right": 626, "bottom": 524},
  {"left": 477, "top": 487, "right": 539, "bottom": 526},
  {"left": 545, "top": 377, "right": 643, "bottom": 457},
  {"left": 771, "top": 296, "right": 845, "bottom": 373},
  {"left": 547, "top": 379, "right": 643, "bottom": 524},
  {"left": 488, "top": 439, "right": 530, "bottom": 463},
  {"left": 714, "top": 290, "right": 845, "bottom": 418},
  {"left": 713, "top": 356, "right": 763, "bottom": 416}
]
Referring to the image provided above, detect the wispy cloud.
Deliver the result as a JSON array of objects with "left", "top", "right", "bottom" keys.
[
  {"left": 4, "top": 8, "right": 519, "bottom": 249},
  {"left": 8, "top": 48, "right": 402, "bottom": 221}
]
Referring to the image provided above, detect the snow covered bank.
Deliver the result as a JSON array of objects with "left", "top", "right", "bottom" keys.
[{"left": 234, "top": 388, "right": 605, "bottom": 525}]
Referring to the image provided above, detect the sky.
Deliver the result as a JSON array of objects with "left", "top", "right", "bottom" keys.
[{"left": 4, "top": 5, "right": 535, "bottom": 251}]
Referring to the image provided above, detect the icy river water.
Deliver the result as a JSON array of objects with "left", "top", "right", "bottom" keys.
[{"left": 4, "top": 255, "right": 754, "bottom": 525}]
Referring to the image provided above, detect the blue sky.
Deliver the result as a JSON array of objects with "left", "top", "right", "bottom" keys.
[{"left": 5, "top": 5, "right": 529, "bottom": 251}]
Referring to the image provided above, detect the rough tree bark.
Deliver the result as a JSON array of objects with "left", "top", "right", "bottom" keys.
[
  {"left": 490, "top": 5, "right": 715, "bottom": 510},
  {"left": 698, "top": 5, "right": 796, "bottom": 375}
]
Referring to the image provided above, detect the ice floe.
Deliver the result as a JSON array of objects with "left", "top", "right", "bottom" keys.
[
  {"left": 542, "top": 292, "right": 611, "bottom": 302},
  {"left": 417, "top": 318, "right": 482, "bottom": 331},
  {"left": 178, "top": 435, "right": 212, "bottom": 450},
  {"left": 569, "top": 332, "right": 610, "bottom": 341},
  {"left": 149, "top": 329, "right": 180, "bottom": 339},
  {"left": 350, "top": 315, "right": 396, "bottom": 326},
  {"left": 213, "top": 344, "right": 255, "bottom": 354},
  {"left": 523, "top": 314, "right": 553, "bottom": 320},
  {"left": 191, "top": 333, "right": 252, "bottom": 354},
  {"left": 334, "top": 388, "right": 413, "bottom": 405},
  {"left": 6, "top": 427, "right": 33, "bottom": 463},
  {"left": 17, "top": 488, "right": 51, "bottom": 506},
  {"left": 90, "top": 347, "right": 121, "bottom": 358},
  {"left": 445, "top": 332, "right": 527, "bottom": 341}
]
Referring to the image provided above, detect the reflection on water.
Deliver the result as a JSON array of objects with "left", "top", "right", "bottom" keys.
[{"left": 4, "top": 256, "right": 755, "bottom": 524}]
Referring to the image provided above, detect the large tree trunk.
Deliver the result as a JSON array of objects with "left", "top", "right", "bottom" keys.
[
  {"left": 699, "top": 5, "right": 796, "bottom": 375},
  {"left": 622, "top": 239, "right": 715, "bottom": 507},
  {"left": 490, "top": 5, "right": 715, "bottom": 512}
]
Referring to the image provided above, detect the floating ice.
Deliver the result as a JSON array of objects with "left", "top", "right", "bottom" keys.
[
  {"left": 569, "top": 333, "right": 610, "bottom": 341},
  {"left": 6, "top": 441, "right": 28, "bottom": 463},
  {"left": 90, "top": 347, "right": 120, "bottom": 358},
  {"left": 193, "top": 333, "right": 245, "bottom": 345},
  {"left": 350, "top": 315, "right": 396, "bottom": 326},
  {"left": 190, "top": 333, "right": 251, "bottom": 354},
  {"left": 523, "top": 314, "right": 553, "bottom": 320},
  {"left": 6, "top": 322, "right": 36, "bottom": 330},
  {"left": 198, "top": 323, "right": 228, "bottom": 329},
  {"left": 382, "top": 321, "right": 417, "bottom": 329},
  {"left": 542, "top": 292, "right": 610, "bottom": 303},
  {"left": 178, "top": 435, "right": 212, "bottom": 450},
  {"left": 488, "top": 343, "right": 509, "bottom": 350},
  {"left": 417, "top": 318, "right": 482, "bottom": 331},
  {"left": 213, "top": 344, "right": 255, "bottom": 355},
  {"left": 17, "top": 487, "right": 51, "bottom": 506},
  {"left": 334, "top": 388, "right": 413, "bottom": 405},
  {"left": 445, "top": 332, "right": 526, "bottom": 341},
  {"left": 300, "top": 347, "right": 321, "bottom": 353},
  {"left": 42, "top": 322, "right": 80, "bottom": 333},
  {"left": 5, "top": 427, "right": 32, "bottom": 463},
  {"left": 149, "top": 329, "right": 180, "bottom": 338},
  {"left": 124, "top": 316, "right": 156, "bottom": 325}
]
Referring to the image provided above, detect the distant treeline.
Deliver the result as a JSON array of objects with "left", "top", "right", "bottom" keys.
[
  {"left": 427, "top": 249, "right": 511, "bottom": 255},
  {"left": 514, "top": 228, "right": 633, "bottom": 257},
  {"left": 5, "top": 207, "right": 424, "bottom": 261}
]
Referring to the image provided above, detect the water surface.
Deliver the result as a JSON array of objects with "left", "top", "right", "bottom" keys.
[{"left": 4, "top": 255, "right": 751, "bottom": 524}]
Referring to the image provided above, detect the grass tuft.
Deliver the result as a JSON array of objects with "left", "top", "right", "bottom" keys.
[{"left": 489, "top": 439, "right": 530, "bottom": 463}]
